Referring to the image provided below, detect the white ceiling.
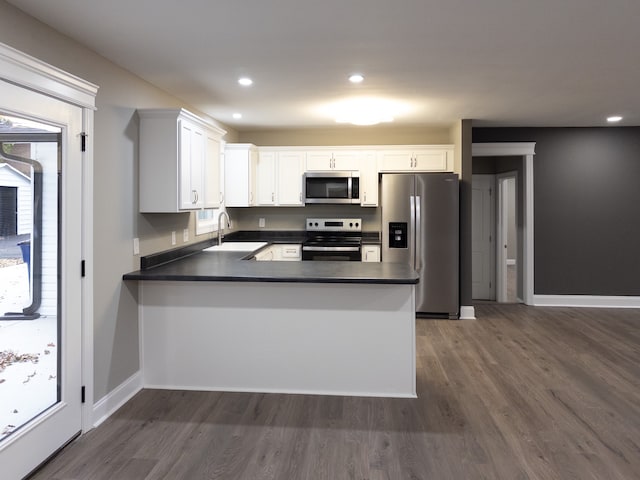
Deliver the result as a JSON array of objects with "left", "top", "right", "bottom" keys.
[{"left": 9, "top": 0, "right": 640, "bottom": 130}]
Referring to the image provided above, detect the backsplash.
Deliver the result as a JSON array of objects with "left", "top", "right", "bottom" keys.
[{"left": 229, "top": 205, "right": 381, "bottom": 232}]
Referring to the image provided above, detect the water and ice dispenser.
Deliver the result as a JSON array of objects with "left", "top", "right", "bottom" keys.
[{"left": 388, "top": 222, "right": 408, "bottom": 248}]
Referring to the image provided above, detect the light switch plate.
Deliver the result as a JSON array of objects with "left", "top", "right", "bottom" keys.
[
  {"left": 133, "top": 238, "right": 139, "bottom": 255},
  {"left": 183, "top": 228, "right": 189, "bottom": 242},
  {"left": 259, "top": 218, "right": 265, "bottom": 228},
  {"left": 171, "top": 231, "right": 176, "bottom": 245}
]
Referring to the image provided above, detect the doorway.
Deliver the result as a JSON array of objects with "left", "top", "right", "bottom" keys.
[
  {"left": 0, "top": 42, "right": 96, "bottom": 479},
  {"left": 471, "top": 142, "right": 535, "bottom": 305},
  {"left": 496, "top": 172, "right": 518, "bottom": 303}
]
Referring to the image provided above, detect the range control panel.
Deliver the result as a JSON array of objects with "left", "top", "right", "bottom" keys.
[{"left": 306, "top": 218, "right": 362, "bottom": 232}]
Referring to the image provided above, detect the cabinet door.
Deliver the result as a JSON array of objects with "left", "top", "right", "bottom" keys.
[
  {"left": 413, "top": 148, "right": 449, "bottom": 171},
  {"left": 179, "top": 121, "right": 204, "bottom": 210},
  {"left": 257, "top": 151, "right": 277, "bottom": 205},
  {"left": 359, "top": 152, "right": 378, "bottom": 207},
  {"left": 277, "top": 151, "right": 305, "bottom": 206},
  {"left": 332, "top": 151, "right": 360, "bottom": 171},
  {"left": 224, "top": 147, "right": 257, "bottom": 207},
  {"left": 203, "top": 132, "right": 221, "bottom": 209},
  {"left": 306, "top": 151, "right": 333, "bottom": 170},
  {"left": 377, "top": 150, "right": 414, "bottom": 172}
]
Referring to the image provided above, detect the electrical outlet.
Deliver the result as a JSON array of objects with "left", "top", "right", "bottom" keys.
[
  {"left": 133, "top": 238, "right": 139, "bottom": 255},
  {"left": 183, "top": 228, "right": 189, "bottom": 242},
  {"left": 171, "top": 231, "right": 176, "bottom": 245},
  {"left": 259, "top": 218, "right": 266, "bottom": 228}
]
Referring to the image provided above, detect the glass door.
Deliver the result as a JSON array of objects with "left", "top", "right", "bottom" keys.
[{"left": 0, "top": 79, "right": 83, "bottom": 480}]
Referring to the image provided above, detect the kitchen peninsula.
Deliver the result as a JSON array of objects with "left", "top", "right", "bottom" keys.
[{"left": 124, "top": 240, "right": 419, "bottom": 398}]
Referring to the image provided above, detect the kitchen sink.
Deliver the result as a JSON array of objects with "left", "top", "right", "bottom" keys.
[{"left": 203, "top": 242, "right": 267, "bottom": 252}]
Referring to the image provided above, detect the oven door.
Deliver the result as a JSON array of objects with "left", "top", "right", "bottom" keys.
[{"left": 302, "top": 246, "right": 362, "bottom": 261}]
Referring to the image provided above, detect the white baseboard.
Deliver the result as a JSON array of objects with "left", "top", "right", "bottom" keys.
[
  {"left": 459, "top": 305, "right": 476, "bottom": 319},
  {"left": 533, "top": 295, "right": 640, "bottom": 308},
  {"left": 92, "top": 371, "right": 143, "bottom": 428}
]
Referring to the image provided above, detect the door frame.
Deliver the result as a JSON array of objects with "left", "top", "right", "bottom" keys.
[
  {"left": 472, "top": 143, "right": 535, "bottom": 305},
  {"left": 1, "top": 42, "right": 97, "bottom": 436}
]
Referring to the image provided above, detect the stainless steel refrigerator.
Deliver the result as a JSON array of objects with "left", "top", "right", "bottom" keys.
[{"left": 381, "top": 173, "right": 459, "bottom": 318}]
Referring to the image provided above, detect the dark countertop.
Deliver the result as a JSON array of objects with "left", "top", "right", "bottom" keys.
[{"left": 123, "top": 233, "right": 416, "bottom": 285}]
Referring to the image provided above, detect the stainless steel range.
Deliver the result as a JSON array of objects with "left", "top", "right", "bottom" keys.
[{"left": 302, "top": 218, "right": 362, "bottom": 261}]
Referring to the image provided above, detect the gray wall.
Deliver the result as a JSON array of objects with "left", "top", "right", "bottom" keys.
[
  {"left": 0, "top": 0, "right": 235, "bottom": 401},
  {"left": 474, "top": 127, "right": 640, "bottom": 296}
]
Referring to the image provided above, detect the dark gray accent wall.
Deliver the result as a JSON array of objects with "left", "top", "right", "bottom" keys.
[{"left": 473, "top": 127, "right": 640, "bottom": 296}]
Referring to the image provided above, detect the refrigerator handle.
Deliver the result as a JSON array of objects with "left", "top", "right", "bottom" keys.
[
  {"left": 415, "top": 195, "right": 422, "bottom": 272},
  {"left": 410, "top": 195, "right": 416, "bottom": 269}
]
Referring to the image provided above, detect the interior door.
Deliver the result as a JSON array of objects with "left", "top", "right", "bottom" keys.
[
  {"left": 472, "top": 174, "right": 495, "bottom": 300},
  {"left": 0, "top": 79, "right": 83, "bottom": 480}
]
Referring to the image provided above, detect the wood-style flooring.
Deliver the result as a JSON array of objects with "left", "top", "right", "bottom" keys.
[{"left": 30, "top": 304, "right": 640, "bottom": 479}]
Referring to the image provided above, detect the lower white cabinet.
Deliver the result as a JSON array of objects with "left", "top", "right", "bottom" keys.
[
  {"left": 361, "top": 245, "right": 381, "bottom": 262},
  {"left": 254, "top": 244, "right": 302, "bottom": 261}
]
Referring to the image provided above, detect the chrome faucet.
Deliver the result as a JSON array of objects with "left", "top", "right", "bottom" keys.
[{"left": 217, "top": 210, "right": 230, "bottom": 245}]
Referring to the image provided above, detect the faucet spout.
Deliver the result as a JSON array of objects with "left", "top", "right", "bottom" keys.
[{"left": 217, "top": 211, "right": 230, "bottom": 245}]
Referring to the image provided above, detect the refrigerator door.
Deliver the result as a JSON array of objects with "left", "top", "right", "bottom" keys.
[
  {"left": 381, "top": 174, "right": 416, "bottom": 266},
  {"left": 415, "top": 173, "right": 459, "bottom": 316}
]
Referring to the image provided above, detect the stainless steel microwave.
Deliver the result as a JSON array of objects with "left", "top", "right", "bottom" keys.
[{"left": 304, "top": 171, "right": 360, "bottom": 204}]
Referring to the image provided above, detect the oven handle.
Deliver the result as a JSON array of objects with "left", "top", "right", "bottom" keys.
[{"left": 302, "top": 246, "right": 361, "bottom": 252}]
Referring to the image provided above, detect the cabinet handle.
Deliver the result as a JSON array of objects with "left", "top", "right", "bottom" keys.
[
  {"left": 299, "top": 192, "right": 302, "bottom": 202},
  {"left": 220, "top": 192, "right": 224, "bottom": 204},
  {"left": 250, "top": 192, "right": 253, "bottom": 203},
  {"left": 364, "top": 193, "right": 367, "bottom": 202},
  {"left": 272, "top": 192, "right": 275, "bottom": 202}
]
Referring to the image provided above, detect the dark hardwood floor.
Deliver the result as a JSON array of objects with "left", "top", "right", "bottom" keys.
[{"left": 30, "top": 304, "right": 640, "bottom": 479}]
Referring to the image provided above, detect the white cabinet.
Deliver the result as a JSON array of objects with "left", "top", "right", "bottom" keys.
[
  {"left": 361, "top": 245, "right": 381, "bottom": 262},
  {"left": 256, "top": 151, "right": 277, "bottom": 205},
  {"left": 277, "top": 151, "right": 305, "bottom": 206},
  {"left": 254, "top": 149, "right": 305, "bottom": 206},
  {"left": 224, "top": 144, "right": 258, "bottom": 207},
  {"left": 378, "top": 146, "right": 454, "bottom": 172},
  {"left": 254, "top": 244, "right": 301, "bottom": 261},
  {"left": 306, "top": 150, "right": 360, "bottom": 171},
  {"left": 204, "top": 133, "right": 222, "bottom": 208},
  {"left": 359, "top": 151, "right": 379, "bottom": 207},
  {"left": 139, "top": 109, "right": 225, "bottom": 213}
]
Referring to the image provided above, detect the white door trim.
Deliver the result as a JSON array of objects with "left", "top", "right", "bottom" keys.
[
  {"left": 472, "top": 142, "right": 535, "bottom": 305},
  {"left": 1, "top": 42, "right": 97, "bottom": 432}
]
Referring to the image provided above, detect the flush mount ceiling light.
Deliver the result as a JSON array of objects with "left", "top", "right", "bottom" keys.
[
  {"left": 607, "top": 115, "right": 623, "bottom": 123},
  {"left": 232, "top": 113, "right": 242, "bottom": 119},
  {"left": 325, "top": 97, "right": 408, "bottom": 126},
  {"left": 348, "top": 73, "right": 364, "bottom": 84},
  {"left": 238, "top": 77, "right": 253, "bottom": 86}
]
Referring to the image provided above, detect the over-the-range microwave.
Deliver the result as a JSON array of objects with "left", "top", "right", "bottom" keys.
[{"left": 303, "top": 171, "right": 360, "bottom": 204}]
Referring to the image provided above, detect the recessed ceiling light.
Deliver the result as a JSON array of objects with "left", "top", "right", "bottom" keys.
[
  {"left": 607, "top": 115, "right": 622, "bottom": 123},
  {"left": 232, "top": 113, "right": 242, "bottom": 119},
  {"left": 238, "top": 77, "right": 253, "bottom": 86},
  {"left": 349, "top": 74, "right": 364, "bottom": 84}
]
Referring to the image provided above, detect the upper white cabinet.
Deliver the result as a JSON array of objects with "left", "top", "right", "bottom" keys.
[
  {"left": 359, "top": 151, "right": 379, "bottom": 207},
  {"left": 138, "top": 108, "right": 225, "bottom": 213},
  {"left": 378, "top": 146, "right": 454, "bottom": 172},
  {"left": 306, "top": 150, "right": 361, "bottom": 171},
  {"left": 225, "top": 144, "right": 258, "bottom": 207},
  {"left": 254, "top": 148, "right": 305, "bottom": 206}
]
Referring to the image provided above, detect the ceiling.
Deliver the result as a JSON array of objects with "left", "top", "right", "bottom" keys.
[{"left": 8, "top": 0, "right": 640, "bottom": 130}]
